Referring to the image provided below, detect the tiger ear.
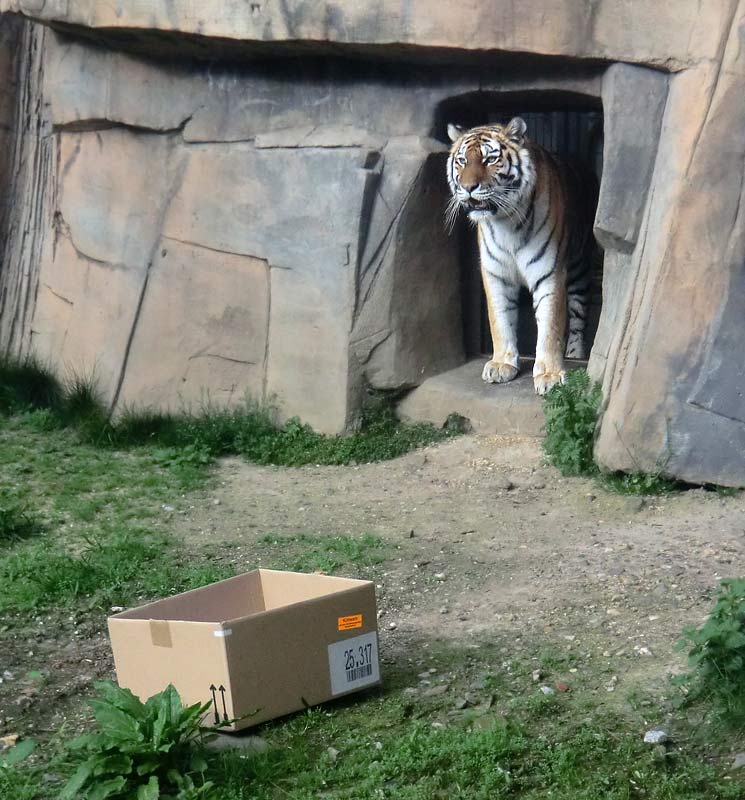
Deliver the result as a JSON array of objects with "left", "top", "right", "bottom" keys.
[
  {"left": 447, "top": 123, "right": 465, "bottom": 143},
  {"left": 504, "top": 117, "right": 527, "bottom": 145}
]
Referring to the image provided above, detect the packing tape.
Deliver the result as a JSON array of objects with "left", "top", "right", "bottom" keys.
[{"left": 149, "top": 619, "right": 172, "bottom": 648}]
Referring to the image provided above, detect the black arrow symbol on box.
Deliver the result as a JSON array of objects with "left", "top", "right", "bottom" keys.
[
  {"left": 219, "top": 685, "right": 228, "bottom": 722},
  {"left": 209, "top": 684, "right": 219, "bottom": 724}
]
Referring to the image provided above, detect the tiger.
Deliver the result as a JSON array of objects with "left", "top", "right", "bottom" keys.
[{"left": 445, "top": 117, "right": 598, "bottom": 395}]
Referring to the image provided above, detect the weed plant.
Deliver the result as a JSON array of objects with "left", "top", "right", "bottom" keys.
[
  {"left": 61, "top": 683, "right": 216, "bottom": 800},
  {"left": 676, "top": 578, "right": 745, "bottom": 724},
  {"left": 543, "top": 371, "right": 681, "bottom": 495}
]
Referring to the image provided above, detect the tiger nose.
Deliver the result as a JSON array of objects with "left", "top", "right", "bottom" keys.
[{"left": 462, "top": 181, "right": 479, "bottom": 193}]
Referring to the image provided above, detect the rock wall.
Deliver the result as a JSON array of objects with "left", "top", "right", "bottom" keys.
[
  {"left": 0, "top": 23, "right": 605, "bottom": 432},
  {"left": 1, "top": 1, "right": 744, "bottom": 485},
  {"left": 0, "top": 0, "right": 732, "bottom": 70},
  {"left": 593, "top": 0, "right": 745, "bottom": 487}
]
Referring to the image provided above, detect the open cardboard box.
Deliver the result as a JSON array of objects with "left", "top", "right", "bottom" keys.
[{"left": 108, "top": 569, "right": 380, "bottom": 731}]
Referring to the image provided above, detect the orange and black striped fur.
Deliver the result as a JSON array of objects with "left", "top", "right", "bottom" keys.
[{"left": 446, "top": 118, "right": 598, "bottom": 394}]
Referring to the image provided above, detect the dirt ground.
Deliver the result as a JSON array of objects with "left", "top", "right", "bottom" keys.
[
  {"left": 182, "top": 434, "right": 744, "bottom": 698},
  {"left": 4, "top": 432, "right": 744, "bottom": 747}
]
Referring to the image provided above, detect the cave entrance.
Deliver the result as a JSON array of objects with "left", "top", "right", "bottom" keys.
[{"left": 440, "top": 93, "right": 604, "bottom": 362}]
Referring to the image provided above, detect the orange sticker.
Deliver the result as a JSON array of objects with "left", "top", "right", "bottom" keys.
[{"left": 338, "top": 614, "right": 363, "bottom": 631}]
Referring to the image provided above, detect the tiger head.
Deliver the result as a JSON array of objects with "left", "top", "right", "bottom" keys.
[{"left": 445, "top": 117, "right": 534, "bottom": 226}]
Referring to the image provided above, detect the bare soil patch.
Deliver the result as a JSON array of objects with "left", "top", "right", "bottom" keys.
[{"left": 180, "top": 434, "right": 745, "bottom": 702}]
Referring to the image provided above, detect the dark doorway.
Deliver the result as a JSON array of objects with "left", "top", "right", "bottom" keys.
[{"left": 442, "top": 98, "right": 604, "bottom": 360}]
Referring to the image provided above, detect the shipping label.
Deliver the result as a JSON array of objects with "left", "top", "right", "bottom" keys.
[{"left": 328, "top": 631, "right": 380, "bottom": 696}]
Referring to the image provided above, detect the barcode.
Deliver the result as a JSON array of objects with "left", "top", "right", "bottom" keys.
[{"left": 346, "top": 663, "right": 373, "bottom": 682}]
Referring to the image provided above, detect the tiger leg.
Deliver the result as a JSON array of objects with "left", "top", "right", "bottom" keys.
[
  {"left": 565, "top": 286, "right": 588, "bottom": 360},
  {"left": 532, "top": 268, "right": 567, "bottom": 395},
  {"left": 481, "top": 266, "right": 520, "bottom": 384}
]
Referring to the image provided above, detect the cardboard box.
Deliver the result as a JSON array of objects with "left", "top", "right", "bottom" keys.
[{"left": 108, "top": 569, "right": 380, "bottom": 731}]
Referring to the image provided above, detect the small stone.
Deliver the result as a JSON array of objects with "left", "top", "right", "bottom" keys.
[
  {"left": 531, "top": 669, "right": 543, "bottom": 683},
  {"left": 540, "top": 686, "right": 555, "bottom": 696},
  {"left": 110, "top": 606, "right": 124, "bottom": 613},
  {"left": 431, "top": 722, "right": 445, "bottom": 729},
  {"left": 606, "top": 675, "right": 619, "bottom": 692},
  {"left": 643, "top": 729, "right": 669, "bottom": 745},
  {"left": 555, "top": 681, "right": 570, "bottom": 693},
  {"left": 434, "top": 573, "right": 447, "bottom": 581},
  {"left": 586, "top": 493, "right": 597, "bottom": 501},
  {"left": 388, "top": 622, "right": 397, "bottom": 631},
  {"left": 473, "top": 695, "right": 495, "bottom": 713},
  {"left": 206, "top": 734, "right": 270, "bottom": 754},
  {"left": 3, "top": 671, "right": 14, "bottom": 681},
  {"left": 423, "top": 684, "right": 449, "bottom": 698},
  {"left": 439, "top": 607, "right": 449, "bottom": 615},
  {"left": 454, "top": 697, "right": 470, "bottom": 710},
  {"left": 327, "top": 747, "right": 339, "bottom": 763},
  {"left": 15, "top": 697, "right": 33, "bottom": 711},
  {"left": 732, "top": 753, "right": 745, "bottom": 769},
  {"left": 529, "top": 479, "right": 546, "bottom": 490},
  {"left": 494, "top": 476, "right": 514, "bottom": 491},
  {"left": 162, "top": 505, "right": 175, "bottom": 513},
  {"left": 417, "top": 671, "right": 431, "bottom": 680},
  {"left": 0, "top": 734, "right": 19, "bottom": 751},
  {"left": 403, "top": 687, "right": 419, "bottom": 697},
  {"left": 625, "top": 497, "right": 646, "bottom": 513},
  {"left": 212, "top": 499, "right": 221, "bottom": 506},
  {"left": 638, "top": 646, "right": 653, "bottom": 657}
]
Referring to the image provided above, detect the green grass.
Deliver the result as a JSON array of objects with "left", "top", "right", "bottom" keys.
[
  {"left": 258, "top": 533, "right": 388, "bottom": 573},
  {"left": 203, "top": 673, "right": 744, "bottom": 800},
  {"left": 0, "top": 406, "right": 743, "bottom": 798},
  {"left": 0, "top": 355, "right": 455, "bottom": 473},
  {"left": 675, "top": 578, "right": 745, "bottom": 726},
  {"left": 0, "top": 528, "right": 233, "bottom": 613},
  {"left": 103, "top": 401, "right": 454, "bottom": 468},
  {"left": 0, "top": 354, "right": 65, "bottom": 415},
  {"left": 0, "top": 418, "right": 233, "bottom": 613},
  {"left": 543, "top": 371, "right": 683, "bottom": 496},
  {"left": 0, "top": 489, "right": 42, "bottom": 545}
]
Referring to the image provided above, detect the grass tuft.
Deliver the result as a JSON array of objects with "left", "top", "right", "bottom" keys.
[
  {"left": 675, "top": 577, "right": 745, "bottom": 725},
  {"left": 543, "top": 370, "right": 685, "bottom": 495},
  {"left": 0, "top": 357, "right": 453, "bottom": 471},
  {"left": 0, "top": 490, "right": 42, "bottom": 545},
  {"left": 258, "top": 532, "right": 388, "bottom": 573},
  {"left": 0, "top": 354, "right": 64, "bottom": 415},
  {"left": 543, "top": 370, "right": 601, "bottom": 477}
]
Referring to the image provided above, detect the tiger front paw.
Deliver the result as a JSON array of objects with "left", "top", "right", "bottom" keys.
[
  {"left": 482, "top": 360, "right": 519, "bottom": 384},
  {"left": 533, "top": 370, "right": 566, "bottom": 395}
]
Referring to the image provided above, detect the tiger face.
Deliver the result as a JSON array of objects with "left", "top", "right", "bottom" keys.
[{"left": 446, "top": 117, "right": 533, "bottom": 224}]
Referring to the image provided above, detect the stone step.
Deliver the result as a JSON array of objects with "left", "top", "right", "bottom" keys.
[{"left": 397, "top": 358, "right": 546, "bottom": 436}]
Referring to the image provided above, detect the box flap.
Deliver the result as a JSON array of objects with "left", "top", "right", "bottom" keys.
[
  {"left": 258, "top": 569, "right": 370, "bottom": 611},
  {"left": 111, "top": 571, "right": 265, "bottom": 623}
]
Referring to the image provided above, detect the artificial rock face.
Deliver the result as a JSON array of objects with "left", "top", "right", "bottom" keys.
[{"left": 0, "top": 1, "right": 744, "bottom": 484}]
